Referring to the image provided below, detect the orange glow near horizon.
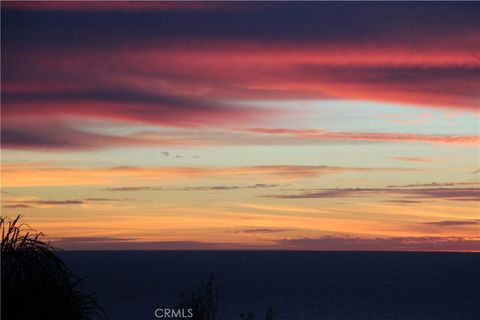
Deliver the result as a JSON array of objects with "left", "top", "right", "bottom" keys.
[{"left": 2, "top": 1, "right": 479, "bottom": 251}]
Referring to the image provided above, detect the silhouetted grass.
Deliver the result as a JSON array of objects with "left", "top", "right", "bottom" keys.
[{"left": 1, "top": 215, "right": 103, "bottom": 320}]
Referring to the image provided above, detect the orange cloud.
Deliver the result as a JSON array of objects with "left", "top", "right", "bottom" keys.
[{"left": 1, "top": 163, "right": 419, "bottom": 187}]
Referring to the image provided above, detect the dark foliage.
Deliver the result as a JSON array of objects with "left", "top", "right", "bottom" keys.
[
  {"left": 177, "top": 274, "right": 275, "bottom": 320},
  {"left": 265, "top": 307, "right": 274, "bottom": 320},
  {"left": 176, "top": 274, "right": 220, "bottom": 320},
  {"left": 240, "top": 311, "right": 255, "bottom": 320},
  {"left": 1, "top": 215, "right": 103, "bottom": 320},
  {"left": 240, "top": 308, "right": 274, "bottom": 320}
]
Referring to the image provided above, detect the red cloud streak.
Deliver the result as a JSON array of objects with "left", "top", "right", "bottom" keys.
[
  {"left": 3, "top": 42, "right": 479, "bottom": 129},
  {"left": 2, "top": 3, "right": 479, "bottom": 151},
  {"left": 246, "top": 128, "right": 480, "bottom": 145}
]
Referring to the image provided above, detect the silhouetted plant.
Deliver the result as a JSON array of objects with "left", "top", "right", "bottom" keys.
[
  {"left": 265, "top": 307, "right": 274, "bottom": 320},
  {"left": 240, "top": 308, "right": 275, "bottom": 320},
  {"left": 240, "top": 310, "right": 255, "bottom": 320},
  {"left": 177, "top": 274, "right": 219, "bottom": 320},
  {"left": 1, "top": 215, "right": 103, "bottom": 320},
  {"left": 177, "top": 274, "right": 275, "bottom": 320}
]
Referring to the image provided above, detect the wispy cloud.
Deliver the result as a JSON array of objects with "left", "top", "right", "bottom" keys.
[
  {"left": 246, "top": 128, "right": 480, "bottom": 145},
  {"left": 265, "top": 187, "right": 480, "bottom": 202},
  {"left": 14, "top": 200, "right": 84, "bottom": 205},
  {"left": 106, "top": 184, "right": 280, "bottom": 192},
  {"left": 276, "top": 236, "right": 480, "bottom": 252},
  {"left": 84, "top": 198, "right": 129, "bottom": 202},
  {"left": 233, "top": 228, "right": 292, "bottom": 234},
  {"left": 1, "top": 121, "right": 162, "bottom": 151},
  {"left": 4, "top": 122, "right": 477, "bottom": 150},
  {"left": 2, "top": 197, "right": 128, "bottom": 208},
  {"left": 403, "top": 188, "right": 480, "bottom": 201},
  {"left": 49, "top": 238, "right": 246, "bottom": 251},
  {"left": 50, "top": 236, "right": 137, "bottom": 243},
  {"left": 391, "top": 157, "right": 433, "bottom": 162},
  {"left": 423, "top": 220, "right": 479, "bottom": 227},
  {"left": 2, "top": 204, "right": 32, "bottom": 209},
  {"left": 387, "top": 181, "right": 480, "bottom": 188},
  {"left": 382, "top": 199, "right": 426, "bottom": 204},
  {"left": 48, "top": 235, "right": 480, "bottom": 251},
  {"left": 105, "top": 186, "right": 155, "bottom": 192}
]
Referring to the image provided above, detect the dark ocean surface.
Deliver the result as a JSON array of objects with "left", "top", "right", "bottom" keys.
[{"left": 59, "top": 251, "right": 480, "bottom": 320}]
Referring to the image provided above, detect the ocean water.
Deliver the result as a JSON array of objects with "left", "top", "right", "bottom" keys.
[{"left": 60, "top": 251, "right": 480, "bottom": 320}]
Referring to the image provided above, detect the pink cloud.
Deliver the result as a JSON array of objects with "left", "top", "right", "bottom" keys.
[
  {"left": 391, "top": 157, "right": 433, "bottom": 162},
  {"left": 246, "top": 128, "right": 480, "bottom": 145},
  {"left": 3, "top": 3, "right": 479, "bottom": 152},
  {"left": 3, "top": 121, "right": 477, "bottom": 151}
]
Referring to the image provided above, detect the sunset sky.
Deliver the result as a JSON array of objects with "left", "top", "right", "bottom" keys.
[{"left": 1, "top": 1, "right": 479, "bottom": 251}]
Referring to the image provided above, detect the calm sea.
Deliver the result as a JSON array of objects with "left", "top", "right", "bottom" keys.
[{"left": 60, "top": 251, "right": 480, "bottom": 320}]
